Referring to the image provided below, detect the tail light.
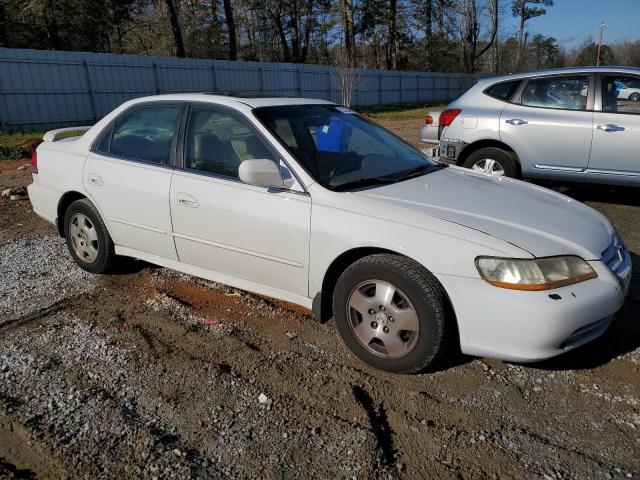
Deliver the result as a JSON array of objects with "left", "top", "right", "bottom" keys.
[
  {"left": 31, "top": 149, "right": 38, "bottom": 174},
  {"left": 439, "top": 108, "right": 462, "bottom": 127},
  {"left": 425, "top": 115, "right": 434, "bottom": 125}
]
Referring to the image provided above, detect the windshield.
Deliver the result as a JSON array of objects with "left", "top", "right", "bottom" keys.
[{"left": 253, "top": 105, "right": 443, "bottom": 191}]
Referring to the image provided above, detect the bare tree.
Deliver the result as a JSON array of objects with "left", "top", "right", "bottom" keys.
[{"left": 460, "top": 0, "right": 498, "bottom": 73}]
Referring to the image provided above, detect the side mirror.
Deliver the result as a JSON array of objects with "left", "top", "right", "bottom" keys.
[{"left": 238, "top": 159, "right": 284, "bottom": 188}]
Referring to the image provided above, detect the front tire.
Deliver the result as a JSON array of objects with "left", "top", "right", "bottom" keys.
[
  {"left": 64, "top": 199, "right": 118, "bottom": 274},
  {"left": 629, "top": 92, "right": 640, "bottom": 102},
  {"left": 333, "top": 254, "right": 450, "bottom": 374},
  {"left": 462, "top": 147, "right": 518, "bottom": 178}
]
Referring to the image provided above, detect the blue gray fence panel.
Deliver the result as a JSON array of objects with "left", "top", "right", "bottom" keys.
[{"left": 0, "top": 47, "right": 477, "bottom": 131}]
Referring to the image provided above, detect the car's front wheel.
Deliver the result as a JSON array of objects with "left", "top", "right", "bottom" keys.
[
  {"left": 630, "top": 92, "right": 640, "bottom": 102},
  {"left": 463, "top": 147, "right": 518, "bottom": 178},
  {"left": 333, "top": 254, "right": 450, "bottom": 374},
  {"left": 64, "top": 198, "right": 118, "bottom": 274}
]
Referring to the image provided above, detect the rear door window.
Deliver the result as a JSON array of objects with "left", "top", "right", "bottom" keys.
[
  {"left": 520, "top": 75, "right": 589, "bottom": 111},
  {"left": 103, "top": 104, "right": 182, "bottom": 164},
  {"left": 600, "top": 75, "right": 640, "bottom": 114}
]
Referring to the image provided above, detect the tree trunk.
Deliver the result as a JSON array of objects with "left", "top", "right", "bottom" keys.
[
  {"left": 222, "top": 0, "right": 238, "bottom": 60},
  {"left": 387, "top": 0, "right": 397, "bottom": 70},
  {"left": 516, "top": 7, "right": 525, "bottom": 69},
  {"left": 164, "top": 0, "right": 186, "bottom": 58},
  {"left": 0, "top": 0, "right": 6, "bottom": 47},
  {"left": 341, "top": 0, "right": 356, "bottom": 68},
  {"left": 425, "top": 0, "right": 433, "bottom": 69}
]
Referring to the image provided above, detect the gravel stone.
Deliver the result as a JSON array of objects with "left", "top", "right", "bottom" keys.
[{"left": 0, "top": 236, "right": 94, "bottom": 323}]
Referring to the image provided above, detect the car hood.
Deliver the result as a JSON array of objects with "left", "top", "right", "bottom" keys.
[{"left": 357, "top": 166, "right": 613, "bottom": 259}]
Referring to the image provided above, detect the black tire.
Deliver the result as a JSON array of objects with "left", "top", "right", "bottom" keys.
[
  {"left": 63, "top": 198, "right": 118, "bottom": 274},
  {"left": 630, "top": 93, "right": 640, "bottom": 102},
  {"left": 333, "top": 254, "right": 450, "bottom": 374},
  {"left": 462, "top": 147, "right": 519, "bottom": 178}
]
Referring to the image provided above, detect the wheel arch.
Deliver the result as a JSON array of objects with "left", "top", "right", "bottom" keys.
[
  {"left": 457, "top": 139, "right": 521, "bottom": 176},
  {"left": 56, "top": 191, "right": 88, "bottom": 236},
  {"left": 313, "top": 248, "right": 460, "bottom": 347}
]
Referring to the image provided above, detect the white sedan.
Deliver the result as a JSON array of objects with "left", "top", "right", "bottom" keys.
[{"left": 27, "top": 94, "right": 631, "bottom": 373}]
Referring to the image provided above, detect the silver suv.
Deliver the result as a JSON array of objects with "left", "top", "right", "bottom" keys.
[{"left": 438, "top": 67, "right": 640, "bottom": 187}]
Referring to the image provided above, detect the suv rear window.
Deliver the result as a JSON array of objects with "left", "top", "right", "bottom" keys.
[{"left": 485, "top": 80, "right": 520, "bottom": 101}]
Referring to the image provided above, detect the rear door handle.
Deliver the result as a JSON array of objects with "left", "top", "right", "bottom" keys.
[
  {"left": 505, "top": 118, "right": 528, "bottom": 126},
  {"left": 596, "top": 124, "right": 625, "bottom": 132},
  {"left": 176, "top": 193, "right": 198, "bottom": 208},
  {"left": 88, "top": 173, "right": 103, "bottom": 186}
]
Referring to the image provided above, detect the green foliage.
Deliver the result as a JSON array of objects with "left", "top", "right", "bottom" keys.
[
  {"left": 574, "top": 43, "right": 617, "bottom": 66},
  {"left": 530, "top": 34, "right": 562, "bottom": 69},
  {"left": 0, "top": 132, "right": 42, "bottom": 160},
  {"left": 511, "top": 0, "right": 554, "bottom": 22}
]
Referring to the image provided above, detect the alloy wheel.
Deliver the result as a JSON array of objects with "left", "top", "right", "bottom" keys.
[{"left": 471, "top": 158, "right": 505, "bottom": 176}]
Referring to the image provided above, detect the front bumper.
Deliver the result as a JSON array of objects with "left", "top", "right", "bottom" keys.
[{"left": 438, "top": 254, "right": 631, "bottom": 362}]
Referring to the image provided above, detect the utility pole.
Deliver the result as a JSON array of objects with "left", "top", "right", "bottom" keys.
[{"left": 596, "top": 21, "right": 606, "bottom": 65}]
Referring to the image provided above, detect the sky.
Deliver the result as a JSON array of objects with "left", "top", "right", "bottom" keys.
[{"left": 502, "top": 0, "right": 639, "bottom": 48}]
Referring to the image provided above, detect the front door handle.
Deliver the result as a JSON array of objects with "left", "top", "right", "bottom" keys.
[
  {"left": 176, "top": 193, "right": 199, "bottom": 208},
  {"left": 596, "top": 124, "right": 625, "bottom": 132},
  {"left": 505, "top": 118, "right": 528, "bottom": 126},
  {"left": 88, "top": 173, "right": 103, "bottom": 186}
]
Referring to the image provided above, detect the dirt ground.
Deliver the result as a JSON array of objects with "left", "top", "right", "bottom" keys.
[{"left": 0, "top": 130, "right": 639, "bottom": 479}]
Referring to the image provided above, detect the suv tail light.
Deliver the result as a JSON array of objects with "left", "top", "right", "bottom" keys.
[
  {"left": 31, "top": 149, "right": 38, "bottom": 174},
  {"left": 425, "top": 114, "right": 434, "bottom": 125},
  {"left": 439, "top": 108, "right": 462, "bottom": 127}
]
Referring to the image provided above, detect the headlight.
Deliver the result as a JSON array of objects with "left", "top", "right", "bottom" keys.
[{"left": 475, "top": 256, "right": 597, "bottom": 291}]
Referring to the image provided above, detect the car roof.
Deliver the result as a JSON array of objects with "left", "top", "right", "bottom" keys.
[
  {"left": 476, "top": 66, "right": 640, "bottom": 87},
  {"left": 125, "top": 93, "right": 336, "bottom": 109}
]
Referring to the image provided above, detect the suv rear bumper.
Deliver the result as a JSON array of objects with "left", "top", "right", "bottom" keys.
[{"left": 438, "top": 139, "right": 468, "bottom": 163}]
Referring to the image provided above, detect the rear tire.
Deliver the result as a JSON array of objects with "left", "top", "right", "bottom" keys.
[
  {"left": 333, "top": 254, "right": 450, "bottom": 374},
  {"left": 462, "top": 147, "right": 518, "bottom": 178},
  {"left": 64, "top": 199, "right": 118, "bottom": 274}
]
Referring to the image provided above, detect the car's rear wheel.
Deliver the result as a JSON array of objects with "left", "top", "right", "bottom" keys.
[
  {"left": 333, "top": 254, "right": 450, "bottom": 374},
  {"left": 630, "top": 92, "right": 640, "bottom": 102},
  {"left": 64, "top": 198, "right": 118, "bottom": 274},
  {"left": 463, "top": 147, "right": 518, "bottom": 178}
]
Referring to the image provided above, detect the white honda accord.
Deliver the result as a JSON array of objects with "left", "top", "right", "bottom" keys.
[{"left": 27, "top": 94, "right": 631, "bottom": 373}]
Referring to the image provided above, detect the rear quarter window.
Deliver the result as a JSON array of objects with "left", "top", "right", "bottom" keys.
[{"left": 484, "top": 80, "right": 521, "bottom": 102}]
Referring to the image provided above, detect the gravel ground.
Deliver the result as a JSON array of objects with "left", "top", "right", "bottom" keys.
[
  {"left": 0, "top": 138, "right": 639, "bottom": 479},
  {"left": 0, "top": 236, "right": 94, "bottom": 324}
]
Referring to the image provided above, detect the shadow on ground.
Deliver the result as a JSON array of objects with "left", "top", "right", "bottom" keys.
[{"left": 553, "top": 184, "right": 640, "bottom": 207}]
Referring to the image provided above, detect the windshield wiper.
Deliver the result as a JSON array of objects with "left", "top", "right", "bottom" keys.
[
  {"left": 392, "top": 162, "right": 448, "bottom": 181},
  {"left": 332, "top": 176, "right": 399, "bottom": 192}
]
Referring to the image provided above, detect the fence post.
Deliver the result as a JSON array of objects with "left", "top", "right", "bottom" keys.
[
  {"left": 416, "top": 74, "right": 420, "bottom": 103},
  {"left": 83, "top": 60, "right": 97, "bottom": 122},
  {"left": 210, "top": 64, "right": 218, "bottom": 92},
  {"left": 378, "top": 72, "right": 383, "bottom": 105},
  {"left": 296, "top": 66, "right": 302, "bottom": 97},
  {"left": 258, "top": 65, "right": 264, "bottom": 94},
  {"left": 153, "top": 63, "right": 161, "bottom": 94},
  {"left": 326, "top": 70, "right": 331, "bottom": 101},
  {"left": 398, "top": 73, "right": 402, "bottom": 103}
]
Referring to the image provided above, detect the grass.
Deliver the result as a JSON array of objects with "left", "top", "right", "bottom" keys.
[
  {"left": 356, "top": 102, "right": 446, "bottom": 120},
  {"left": 0, "top": 131, "right": 43, "bottom": 160}
]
